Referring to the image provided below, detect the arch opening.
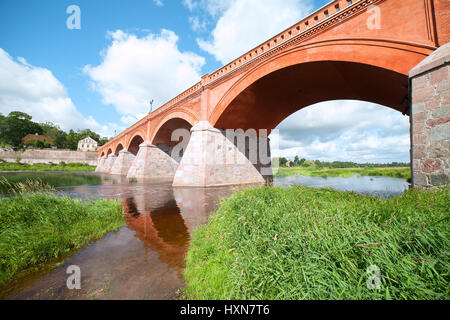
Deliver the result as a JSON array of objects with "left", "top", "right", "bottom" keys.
[
  {"left": 128, "top": 135, "right": 144, "bottom": 155},
  {"left": 212, "top": 60, "right": 411, "bottom": 180},
  {"left": 114, "top": 143, "right": 124, "bottom": 156},
  {"left": 152, "top": 118, "right": 193, "bottom": 159},
  {"left": 106, "top": 149, "right": 113, "bottom": 156},
  {"left": 214, "top": 61, "right": 409, "bottom": 132}
]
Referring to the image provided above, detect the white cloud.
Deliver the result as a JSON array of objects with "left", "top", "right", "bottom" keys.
[
  {"left": 84, "top": 29, "right": 205, "bottom": 123},
  {"left": 0, "top": 48, "right": 119, "bottom": 137},
  {"left": 270, "top": 100, "right": 411, "bottom": 163},
  {"left": 195, "top": 0, "right": 313, "bottom": 64},
  {"left": 189, "top": 16, "right": 207, "bottom": 32},
  {"left": 153, "top": 0, "right": 163, "bottom": 7},
  {"left": 183, "top": 0, "right": 231, "bottom": 17}
]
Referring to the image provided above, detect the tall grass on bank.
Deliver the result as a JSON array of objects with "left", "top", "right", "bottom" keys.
[
  {"left": 184, "top": 186, "right": 449, "bottom": 300},
  {"left": 275, "top": 167, "right": 411, "bottom": 181},
  {"left": 0, "top": 179, "right": 124, "bottom": 287},
  {"left": 0, "top": 173, "right": 102, "bottom": 194},
  {"left": 0, "top": 162, "right": 96, "bottom": 172}
]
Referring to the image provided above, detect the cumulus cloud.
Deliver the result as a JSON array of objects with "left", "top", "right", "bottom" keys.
[
  {"left": 0, "top": 48, "right": 119, "bottom": 137},
  {"left": 271, "top": 100, "right": 411, "bottom": 163},
  {"left": 194, "top": 0, "right": 313, "bottom": 64},
  {"left": 84, "top": 29, "right": 205, "bottom": 124}
]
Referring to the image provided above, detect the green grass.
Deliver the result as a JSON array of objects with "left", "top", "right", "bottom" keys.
[
  {"left": 0, "top": 162, "right": 96, "bottom": 172},
  {"left": 0, "top": 173, "right": 102, "bottom": 194},
  {"left": 184, "top": 186, "right": 449, "bottom": 300},
  {"left": 275, "top": 167, "right": 411, "bottom": 181},
  {"left": 0, "top": 181, "right": 124, "bottom": 287}
]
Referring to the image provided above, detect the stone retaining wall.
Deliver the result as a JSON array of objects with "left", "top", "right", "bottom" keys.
[{"left": 0, "top": 149, "right": 98, "bottom": 166}]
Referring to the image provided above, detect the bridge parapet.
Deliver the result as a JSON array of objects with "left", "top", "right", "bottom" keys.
[{"left": 205, "top": 0, "right": 364, "bottom": 85}]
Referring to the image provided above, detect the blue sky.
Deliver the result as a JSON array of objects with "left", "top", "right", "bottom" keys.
[{"left": 0, "top": 0, "right": 410, "bottom": 162}]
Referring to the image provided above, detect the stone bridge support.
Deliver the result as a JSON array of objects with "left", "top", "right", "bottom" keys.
[
  {"left": 172, "top": 121, "right": 266, "bottom": 187},
  {"left": 110, "top": 150, "right": 136, "bottom": 176},
  {"left": 126, "top": 141, "right": 179, "bottom": 181},
  {"left": 103, "top": 154, "right": 117, "bottom": 173},
  {"left": 95, "top": 156, "right": 107, "bottom": 173},
  {"left": 410, "top": 43, "right": 450, "bottom": 188}
]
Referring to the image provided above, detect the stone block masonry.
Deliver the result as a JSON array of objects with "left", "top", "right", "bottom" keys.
[
  {"left": 0, "top": 149, "right": 98, "bottom": 166},
  {"left": 410, "top": 43, "right": 450, "bottom": 188}
]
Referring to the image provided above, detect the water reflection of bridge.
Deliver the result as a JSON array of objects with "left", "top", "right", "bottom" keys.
[{"left": 94, "top": 179, "right": 253, "bottom": 276}]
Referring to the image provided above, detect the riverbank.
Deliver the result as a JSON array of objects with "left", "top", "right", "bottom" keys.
[
  {"left": 0, "top": 162, "right": 96, "bottom": 172},
  {"left": 184, "top": 186, "right": 449, "bottom": 300},
  {"left": 0, "top": 173, "right": 102, "bottom": 194},
  {"left": 0, "top": 181, "right": 124, "bottom": 288},
  {"left": 275, "top": 167, "right": 411, "bottom": 181}
]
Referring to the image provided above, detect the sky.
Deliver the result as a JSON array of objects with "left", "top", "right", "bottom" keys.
[{"left": 0, "top": 0, "right": 411, "bottom": 163}]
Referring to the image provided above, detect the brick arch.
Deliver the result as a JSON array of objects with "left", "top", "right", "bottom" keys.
[
  {"left": 106, "top": 148, "right": 113, "bottom": 156},
  {"left": 150, "top": 109, "right": 199, "bottom": 145},
  {"left": 209, "top": 39, "right": 434, "bottom": 130},
  {"left": 114, "top": 143, "right": 124, "bottom": 156},
  {"left": 127, "top": 134, "right": 145, "bottom": 155}
]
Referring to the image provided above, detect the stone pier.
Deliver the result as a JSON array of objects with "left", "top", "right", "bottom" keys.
[
  {"left": 103, "top": 154, "right": 117, "bottom": 174},
  {"left": 410, "top": 43, "right": 450, "bottom": 188},
  {"left": 95, "top": 156, "right": 107, "bottom": 173},
  {"left": 172, "top": 121, "right": 266, "bottom": 187},
  {"left": 126, "top": 141, "right": 179, "bottom": 181},
  {"left": 110, "top": 150, "right": 136, "bottom": 176}
]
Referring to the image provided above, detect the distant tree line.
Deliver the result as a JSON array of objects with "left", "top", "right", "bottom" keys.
[
  {"left": 0, "top": 111, "right": 110, "bottom": 150},
  {"left": 275, "top": 156, "right": 409, "bottom": 168}
]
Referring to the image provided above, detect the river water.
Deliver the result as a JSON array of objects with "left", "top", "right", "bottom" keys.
[{"left": 0, "top": 172, "right": 409, "bottom": 300}]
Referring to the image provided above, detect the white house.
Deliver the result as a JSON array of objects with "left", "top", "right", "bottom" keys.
[{"left": 77, "top": 136, "right": 98, "bottom": 152}]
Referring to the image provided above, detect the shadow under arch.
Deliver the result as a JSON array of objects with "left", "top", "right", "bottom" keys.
[
  {"left": 114, "top": 143, "right": 124, "bottom": 156},
  {"left": 212, "top": 60, "right": 410, "bottom": 132},
  {"left": 127, "top": 135, "right": 144, "bottom": 155},
  {"left": 151, "top": 117, "right": 193, "bottom": 159}
]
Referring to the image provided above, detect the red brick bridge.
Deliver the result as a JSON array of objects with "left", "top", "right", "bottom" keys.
[{"left": 97, "top": 0, "right": 450, "bottom": 188}]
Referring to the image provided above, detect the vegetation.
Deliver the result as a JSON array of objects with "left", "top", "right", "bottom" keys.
[
  {"left": 0, "top": 111, "right": 110, "bottom": 149},
  {"left": 0, "top": 173, "right": 101, "bottom": 194},
  {"left": 184, "top": 186, "right": 449, "bottom": 300},
  {"left": 275, "top": 167, "right": 411, "bottom": 180},
  {"left": 274, "top": 157, "right": 409, "bottom": 169},
  {"left": 0, "top": 161, "right": 96, "bottom": 172},
  {"left": 0, "top": 180, "right": 124, "bottom": 287}
]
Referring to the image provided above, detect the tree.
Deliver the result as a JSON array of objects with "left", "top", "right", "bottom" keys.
[
  {"left": 40, "top": 122, "right": 67, "bottom": 149},
  {"left": 294, "top": 155, "right": 300, "bottom": 166},
  {"left": 0, "top": 113, "right": 7, "bottom": 144},
  {"left": 2, "top": 111, "right": 43, "bottom": 147}
]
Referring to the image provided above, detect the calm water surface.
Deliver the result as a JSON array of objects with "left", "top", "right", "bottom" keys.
[{"left": 0, "top": 172, "right": 409, "bottom": 299}]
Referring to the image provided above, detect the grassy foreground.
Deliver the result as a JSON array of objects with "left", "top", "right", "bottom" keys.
[
  {"left": 0, "top": 182, "right": 124, "bottom": 287},
  {"left": 274, "top": 167, "right": 411, "bottom": 180},
  {"left": 0, "top": 162, "right": 96, "bottom": 172},
  {"left": 184, "top": 186, "right": 449, "bottom": 300}
]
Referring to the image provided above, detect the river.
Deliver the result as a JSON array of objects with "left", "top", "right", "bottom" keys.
[{"left": 0, "top": 172, "right": 409, "bottom": 299}]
